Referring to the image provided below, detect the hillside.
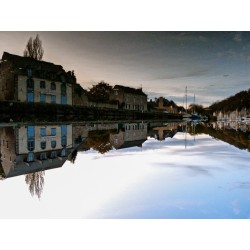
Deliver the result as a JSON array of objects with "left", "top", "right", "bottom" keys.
[{"left": 209, "top": 89, "right": 250, "bottom": 112}]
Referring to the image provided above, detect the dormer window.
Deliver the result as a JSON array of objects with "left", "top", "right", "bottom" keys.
[
  {"left": 61, "top": 83, "right": 66, "bottom": 95},
  {"left": 27, "top": 68, "right": 32, "bottom": 77},
  {"left": 60, "top": 75, "right": 65, "bottom": 83}
]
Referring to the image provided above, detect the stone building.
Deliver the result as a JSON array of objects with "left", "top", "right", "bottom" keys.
[
  {"left": 109, "top": 122, "right": 147, "bottom": 149},
  {"left": 109, "top": 85, "right": 147, "bottom": 111},
  {"left": 0, "top": 52, "right": 76, "bottom": 105},
  {"left": 0, "top": 124, "right": 73, "bottom": 178},
  {"left": 72, "top": 83, "right": 88, "bottom": 106},
  {"left": 155, "top": 97, "right": 178, "bottom": 114}
]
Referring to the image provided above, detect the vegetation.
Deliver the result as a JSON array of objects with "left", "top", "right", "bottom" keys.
[
  {"left": 209, "top": 89, "right": 250, "bottom": 112},
  {"left": 23, "top": 34, "right": 44, "bottom": 60},
  {"left": 193, "top": 124, "right": 250, "bottom": 152},
  {"left": 25, "top": 171, "right": 45, "bottom": 199},
  {"left": 85, "top": 130, "right": 113, "bottom": 154},
  {"left": 88, "top": 81, "right": 113, "bottom": 103},
  {"left": 188, "top": 103, "right": 206, "bottom": 115}
]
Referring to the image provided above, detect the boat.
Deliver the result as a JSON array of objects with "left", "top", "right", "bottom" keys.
[
  {"left": 182, "top": 87, "right": 201, "bottom": 121},
  {"left": 241, "top": 116, "right": 250, "bottom": 123}
]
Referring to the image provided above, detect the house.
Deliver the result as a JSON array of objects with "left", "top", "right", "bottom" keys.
[
  {"left": 73, "top": 83, "right": 88, "bottom": 106},
  {"left": 155, "top": 97, "right": 179, "bottom": 114},
  {"left": 109, "top": 122, "right": 147, "bottom": 149},
  {"left": 0, "top": 52, "right": 76, "bottom": 105},
  {"left": 0, "top": 124, "right": 73, "bottom": 178},
  {"left": 109, "top": 85, "right": 147, "bottom": 111},
  {"left": 147, "top": 123, "right": 180, "bottom": 141}
]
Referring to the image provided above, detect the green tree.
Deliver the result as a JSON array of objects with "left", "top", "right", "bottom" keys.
[
  {"left": 189, "top": 103, "right": 205, "bottom": 115},
  {"left": 88, "top": 81, "right": 112, "bottom": 103},
  {"left": 23, "top": 34, "right": 44, "bottom": 60}
]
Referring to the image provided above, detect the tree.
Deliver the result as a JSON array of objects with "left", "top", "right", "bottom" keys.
[
  {"left": 86, "top": 130, "right": 113, "bottom": 154},
  {"left": 24, "top": 34, "right": 44, "bottom": 60},
  {"left": 25, "top": 171, "right": 45, "bottom": 199},
  {"left": 88, "top": 81, "right": 112, "bottom": 103}
]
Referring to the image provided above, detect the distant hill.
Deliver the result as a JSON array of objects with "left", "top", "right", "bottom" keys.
[{"left": 209, "top": 89, "right": 250, "bottom": 112}]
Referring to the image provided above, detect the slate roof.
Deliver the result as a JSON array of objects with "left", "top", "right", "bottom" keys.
[
  {"left": 114, "top": 85, "right": 147, "bottom": 96},
  {"left": 2, "top": 52, "right": 76, "bottom": 83}
]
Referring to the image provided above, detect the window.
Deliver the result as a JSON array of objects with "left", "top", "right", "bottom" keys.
[
  {"left": 61, "top": 148, "right": 67, "bottom": 157},
  {"left": 61, "top": 125, "right": 67, "bottom": 147},
  {"left": 40, "top": 94, "right": 46, "bottom": 103},
  {"left": 51, "top": 95, "right": 56, "bottom": 104},
  {"left": 27, "top": 126, "right": 35, "bottom": 137},
  {"left": 51, "top": 82, "right": 56, "bottom": 90},
  {"left": 61, "top": 83, "right": 66, "bottom": 95},
  {"left": 51, "top": 128, "right": 56, "bottom": 136},
  {"left": 27, "top": 152, "right": 34, "bottom": 162},
  {"left": 61, "top": 136, "right": 67, "bottom": 147},
  {"left": 40, "top": 128, "right": 46, "bottom": 137},
  {"left": 40, "top": 152, "right": 47, "bottom": 160},
  {"left": 51, "top": 141, "right": 56, "bottom": 148},
  {"left": 50, "top": 151, "right": 57, "bottom": 159},
  {"left": 27, "top": 79, "right": 34, "bottom": 89},
  {"left": 41, "top": 141, "right": 46, "bottom": 150},
  {"left": 27, "top": 139, "right": 35, "bottom": 151},
  {"left": 27, "top": 68, "right": 32, "bottom": 77},
  {"left": 27, "top": 92, "right": 34, "bottom": 102},
  {"left": 61, "top": 95, "right": 67, "bottom": 104},
  {"left": 40, "top": 81, "right": 46, "bottom": 89},
  {"left": 60, "top": 75, "right": 65, "bottom": 83}
]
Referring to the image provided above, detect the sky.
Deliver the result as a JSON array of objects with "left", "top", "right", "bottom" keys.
[
  {"left": 1, "top": 132, "right": 250, "bottom": 219},
  {"left": 1, "top": 31, "right": 250, "bottom": 107}
]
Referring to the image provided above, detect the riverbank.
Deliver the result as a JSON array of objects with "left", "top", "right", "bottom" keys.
[{"left": 0, "top": 101, "right": 182, "bottom": 122}]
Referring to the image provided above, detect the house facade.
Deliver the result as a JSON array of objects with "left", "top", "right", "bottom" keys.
[
  {"left": 0, "top": 52, "right": 75, "bottom": 105},
  {"left": 0, "top": 124, "right": 73, "bottom": 178},
  {"left": 109, "top": 122, "right": 147, "bottom": 149},
  {"left": 155, "top": 97, "right": 178, "bottom": 114},
  {"left": 110, "top": 85, "right": 147, "bottom": 111}
]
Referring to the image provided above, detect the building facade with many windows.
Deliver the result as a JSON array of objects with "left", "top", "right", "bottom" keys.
[
  {"left": 109, "top": 85, "right": 147, "bottom": 111},
  {"left": 0, "top": 124, "right": 73, "bottom": 178},
  {"left": 0, "top": 52, "right": 76, "bottom": 105}
]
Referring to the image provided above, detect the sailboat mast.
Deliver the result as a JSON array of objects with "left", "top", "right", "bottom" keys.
[
  {"left": 185, "top": 86, "right": 187, "bottom": 113},
  {"left": 193, "top": 94, "right": 195, "bottom": 113}
]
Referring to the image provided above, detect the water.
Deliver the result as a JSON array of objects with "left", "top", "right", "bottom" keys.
[{"left": 0, "top": 121, "right": 250, "bottom": 218}]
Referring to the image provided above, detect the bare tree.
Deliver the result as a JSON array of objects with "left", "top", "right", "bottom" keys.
[
  {"left": 24, "top": 34, "right": 44, "bottom": 60},
  {"left": 25, "top": 171, "right": 45, "bottom": 199}
]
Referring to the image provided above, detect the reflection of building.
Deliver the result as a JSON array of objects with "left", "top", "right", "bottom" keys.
[
  {"left": 0, "top": 52, "right": 75, "bottom": 105},
  {"left": 110, "top": 85, "right": 147, "bottom": 111},
  {"left": 148, "top": 122, "right": 180, "bottom": 141},
  {"left": 110, "top": 122, "right": 147, "bottom": 149},
  {"left": 0, "top": 124, "right": 73, "bottom": 178},
  {"left": 213, "top": 108, "right": 250, "bottom": 122}
]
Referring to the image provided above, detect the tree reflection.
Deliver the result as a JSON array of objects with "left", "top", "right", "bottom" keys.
[
  {"left": 69, "top": 149, "right": 78, "bottom": 164},
  {"left": 86, "top": 131, "right": 113, "bottom": 154},
  {"left": 25, "top": 171, "right": 45, "bottom": 199}
]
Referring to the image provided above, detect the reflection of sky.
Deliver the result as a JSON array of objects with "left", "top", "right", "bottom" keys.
[
  {"left": 0, "top": 133, "right": 250, "bottom": 218},
  {"left": 1, "top": 31, "right": 250, "bottom": 106}
]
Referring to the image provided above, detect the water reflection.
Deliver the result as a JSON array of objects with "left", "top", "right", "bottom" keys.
[{"left": 0, "top": 120, "right": 249, "bottom": 205}]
